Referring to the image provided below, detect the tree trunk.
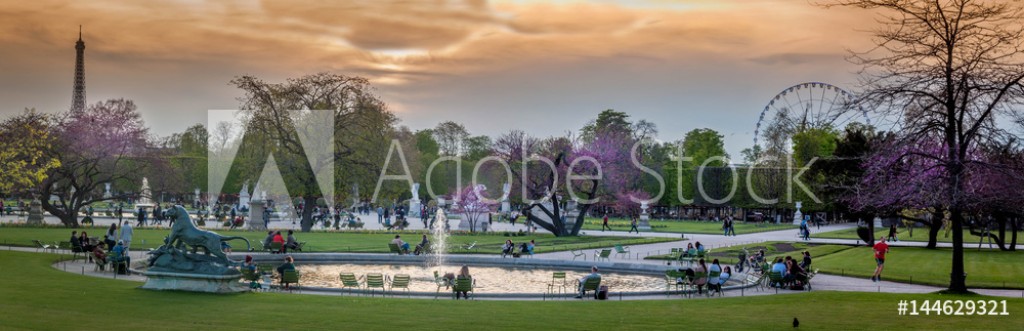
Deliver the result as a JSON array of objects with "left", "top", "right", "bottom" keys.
[
  {"left": 300, "top": 196, "right": 316, "bottom": 232},
  {"left": 926, "top": 219, "right": 941, "bottom": 249},
  {"left": 949, "top": 208, "right": 968, "bottom": 293}
]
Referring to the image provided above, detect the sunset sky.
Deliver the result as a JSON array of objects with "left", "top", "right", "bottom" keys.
[{"left": 0, "top": 0, "right": 878, "bottom": 157}]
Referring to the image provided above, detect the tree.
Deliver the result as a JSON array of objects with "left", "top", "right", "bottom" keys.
[
  {"left": 39, "top": 99, "right": 149, "bottom": 227},
  {"left": 0, "top": 109, "right": 61, "bottom": 195},
  {"left": 231, "top": 72, "right": 395, "bottom": 231},
  {"left": 675, "top": 129, "right": 730, "bottom": 207},
  {"left": 828, "top": 0, "right": 1024, "bottom": 292},
  {"left": 433, "top": 121, "right": 468, "bottom": 157},
  {"left": 451, "top": 184, "right": 497, "bottom": 233}
]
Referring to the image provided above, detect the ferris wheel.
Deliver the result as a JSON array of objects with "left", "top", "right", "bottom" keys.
[{"left": 753, "top": 82, "right": 870, "bottom": 149}]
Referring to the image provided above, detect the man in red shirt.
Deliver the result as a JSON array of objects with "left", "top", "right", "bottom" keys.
[
  {"left": 602, "top": 214, "right": 611, "bottom": 231},
  {"left": 872, "top": 236, "right": 889, "bottom": 282}
]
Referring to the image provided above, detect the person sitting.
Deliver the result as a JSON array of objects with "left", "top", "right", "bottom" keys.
[
  {"left": 111, "top": 241, "right": 131, "bottom": 274},
  {"left": 575, "top": 266, "right": 601, "bottom": 299},
  {"left": 692, "top": 259, "right": 709, "bottom": 294},
  {"left": 91, "top": 243, "right": 108, "bottom": 269},
  {"left": 789, "top": 259, "right": 807, "bottom": 288},
  {"left": 695, "top": 241, "right": 705, "bottom": 254},
  {"left": 800, "top": 251, "right": 812, "bottom": 270},
  {"left": 414, "top": 235, "right": 430, "bottom": 255},
  {"left": 391, "top": 235, "right": 410, "bottom": 254},
  {"left": 526, "top": 240, "right": 536, "bottom": 255},
  {"left": 684, "top": 243, "right": 696, "bottom": 257},
  {"left": 70, "top": 231, "right": 84, "bottom": 253},
  {"left": 501, "top": 240, "right": 515, "bottom": 258},
  {"left": 221, "top": 241, "right": 232, "bottom": 253},
  {"left": 770, "top": 258, "right": 787, "bottom": 287},
  {"left": 707, "top": 259, "right": 723, "bottom": 293},
  {"left": 276, "top": 255, "right": 296, "bottom": 290},
  {"left": 285, "top": 230, "right": 299, "bottom": 252},
  {"left": 262, "top": 231, "right": 275, "bottom": 250},
  {"left": 272, "top": 231, "right": 285, "bottom": 254},
  {"left": 243, "top": 255, "right": 260, "bottom": 289},
  {"left": 79, "top": 231, "right": 95, "bottom": 261},
  {"left": 720, "top": 266, "right": 732, "bottom": 286},
  {"left": 454, "top": 265, "right": 472, "bottom": 299}
]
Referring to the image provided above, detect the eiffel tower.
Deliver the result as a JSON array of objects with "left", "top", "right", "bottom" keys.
[{"left": 71, "top": 25, "right": 86, "bottom": 112}]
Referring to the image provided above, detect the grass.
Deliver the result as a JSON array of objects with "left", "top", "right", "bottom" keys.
[
  {"left": 2, "top": 250, "right": 1021, "bottom": 330},
  {"left": 814, "top": 227, "right": 1024, "bottom": 245},
  {"left": 579, "top": 217, "right": 796, "bottom": 234},
  {"left": 0, "top": 225, "right": 675, "bottom": 254},
  {"left": 645, "top": 241, "right": 854, "bottom": 266},
  {"left": 814, "top": 246, "right": 1024, "bottom": 289}
]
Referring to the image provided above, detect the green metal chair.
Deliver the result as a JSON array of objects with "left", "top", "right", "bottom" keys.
[
  {"left": 613, "top": 244, "right": 631, "bottom": 259},
  {"left": 340, "top": 272, "right": 362, "bottom": 296},
  {"left": 452, "top": 276, "right": 474, "bottom": 300},
  {"left": 269, "top": 242, "right": 283, "bottom": 254},
  {"left": 280, "top": 269, "right": 300, "bottom": 291},
  {"left": 577, "top": 276, "right": 602, "bottom": 299},
  {"left": 390, "top": 274, "right": 412, "bottom": 297},
  {"left": 364, "top": 273, "right": 386, "bottom": 297},
  {"left": 691, "top": 271, "right": 708, "bottom": 294},
  {"left": 388, "top": 243, "right": 404, "bottom": 255},
  {"left": 433, "top": 270, "right": 451, "bottom": 299},
  {"left": 665, "top": 270, "right": 688, "bottom": 297},
  {"left": 546, "top": 272, "right": 569, "bottom": 300},
  {"left": 594, "top": 249, "right": 612, "bottom": 262},
  {"left": 768, "top": 271, "right": 785, "bottom": 288},
  {"left": 707, "top": 269, "right": 723, "bottom": 296},
  {"left": 241, "top": 268, "right": 261, "bottom": 289}
]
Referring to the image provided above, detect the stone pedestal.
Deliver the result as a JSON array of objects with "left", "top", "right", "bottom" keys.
[
  {"left": 501, "top": 201, "right": 510, "bottom": 214},
  {"left": 248, "top": 200, "right": 267, "bottom": 231},
  {"left": 26, "top": 199, "right": 44, "bottom": 225},
  {"left": 141, "top": 270, "right": 248, "bottom": 293},
  {"left": 792, "top": 201, "right": 804, "bottom": 225},
  {"left": 638, "top": 213, "right": 652, "bottom": 231},
  {"left": 409, "top": 199, "right": 422, "bottom": 218}
]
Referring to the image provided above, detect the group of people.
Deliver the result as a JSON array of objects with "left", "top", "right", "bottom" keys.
[
  {"left": 681, "top": 241, "right": 706, "bottom": 258},
  {"left": 674, "top": 259, "right": 732, "bottom": 295},
  {"left": 71, "top": 227, "right": 131, "bottom": 273},
  {"left": 599, "top": 214, "right": 641, "bottom": 234},
  {"left": 769, "top": 252, "right": 812, "bottom": 289},
  {"left": 721, "top": 216, "right": 736, "bottom": 236},
  {"left": 500, "top": 239, "right": 535, "bottom": 257},
  {"left": 263, "top": 230, "right": 300, "bottom": 253}
]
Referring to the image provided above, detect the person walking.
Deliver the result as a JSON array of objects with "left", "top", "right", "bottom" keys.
[
  {"left": 887, "top": 223, "right": 899, "bottom": 242},
  {"left": 602, "top": 214, "right": 611, "bottom": 231},
  {"left": 628, "top": 214, "right": 640, "bottom": 234},
  {"left": 136, "top": 206, "right": 146, "bottom": 227},
  {"left": 871, "top": 236, "right": 889, "bottom": 282},
  {"left": 120, "top": 221, "right": 133, "bottom": 251}
]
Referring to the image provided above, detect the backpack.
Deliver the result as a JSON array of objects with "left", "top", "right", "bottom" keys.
[{"left": 597, "top": 286, "right": 609, "bottom": 300}]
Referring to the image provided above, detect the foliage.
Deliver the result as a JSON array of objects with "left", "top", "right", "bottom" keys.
[{"left": 0, "top": 109, "right": 60, "bottom": 194}]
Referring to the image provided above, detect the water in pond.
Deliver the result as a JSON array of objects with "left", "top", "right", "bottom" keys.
[{"left": 289, "top": 264, "right": 739, "bottom": 293}]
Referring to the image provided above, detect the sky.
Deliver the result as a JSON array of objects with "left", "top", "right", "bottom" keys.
[{"left": 0, "top": 0, "right": 880, "bottom": 158}]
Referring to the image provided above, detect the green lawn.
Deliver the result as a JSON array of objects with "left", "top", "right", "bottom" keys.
[
  {"left": 814, "top": 227, "right": 1023, "bottom": 245},
  {"left": 814, "top": 246, "right": 1024, "bottom": 289},
  {"left": 2, "top": 251, "right": 1022, "bottom": 330},
  {"left": 645, "top": 241, "right": 854, "bottom": 266},
  {"left": 580, "top": 217, "right": 796, "bottom": 235},
  {"left": 0, "top": 225, "right": 674, "bottom": 254}
]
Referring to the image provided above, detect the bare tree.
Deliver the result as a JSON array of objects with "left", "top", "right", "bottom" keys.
[{"left": 825, "top": 0, "right": 1024, "bottom": 292}]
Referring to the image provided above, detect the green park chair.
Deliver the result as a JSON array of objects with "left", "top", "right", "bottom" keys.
[
  {"left": 433, "top": 270, "right": 451, "bottom": 299},
  {"left": 768, "top": 271, "right": 785, "bottom": 288},
  {"left": 389, "top": 274, "right": 412, "bottom": 297},
  {"left": 692, "top": 271, "right": 708, "bottom": 293},
  {"left": 388, "top": 243, "right": 404, "bottom": 255},
  {"left": 241, "top": 268, "right": 261, "bottom": 289},
  {"left": 708, "top": 269, "right": 723, "bottom": 296},
  {"left": 269, "top": 242, "right": 283, "bottom": 254},
  {"left": 570, "top": 249, "right": 586, "bottom": 261},
  {"left": 546, "top": 272, "right": 569, "bottom": 300},
  {"left": 340, "top": 272, "right": 362, "bottom": 295},
  {"left": 613, "top": 244, "right": 631, "bottom": 259},
  {"left": 452, "top": 276, "right": 474, "bottom": 300},
  {"left": 365, "top": 273, "right": 386, "bottom": 297},
  {"left": 594, "top": 249, "right": 612, "bottom": 262},
  {"left": 280, "top": 269, "right": 300, "bottom": 292},
  {"left": 577, "top": 276, "right": 602, "bottom": 299},
  {"left": 665, "top": 270, "right": 688, "bottom": 297}
]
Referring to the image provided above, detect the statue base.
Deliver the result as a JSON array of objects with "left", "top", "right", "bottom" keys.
[
  {"left": 141, "top": 270, "right": 248, "bottom": 293},
  {"left": 26, "top": 199, "right": 44, "bottom": 225},
  {"left": 638, "top": 214, "right": 652, "bottom": 231}
]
